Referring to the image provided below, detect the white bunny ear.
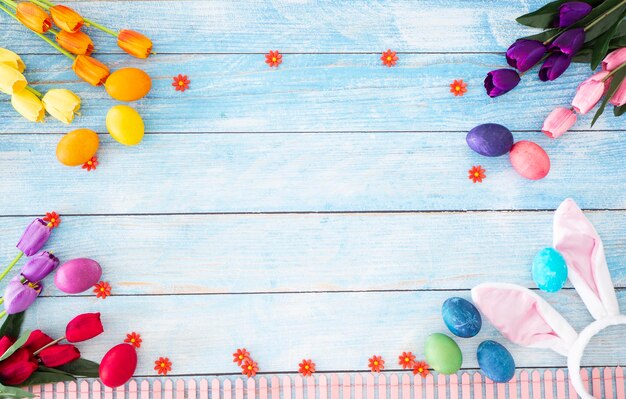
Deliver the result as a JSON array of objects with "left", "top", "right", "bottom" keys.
[
  {"left": 471, "top": 283, "right": 578, "bottom": 356},
  {"left": 553, "top": 199, "right": 619, "bottom": 319}
]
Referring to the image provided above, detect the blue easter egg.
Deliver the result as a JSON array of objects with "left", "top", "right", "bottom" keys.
[
  {"left": 477, "top": 341, "right": 516, "bottom": 383},
  {"left": 466, "top": 124, "right": 514, "bottom": 157},
  {"left": 442, "top": 297, "right": 482, "bottom": 338},
  {"left": 532, "top": 247, "right": 567, "bottom": 292}
]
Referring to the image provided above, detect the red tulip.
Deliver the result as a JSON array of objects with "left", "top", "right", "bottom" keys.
[
  {"left": 66, "top": 312, "right": 104, "bottom": 342},
  {"left": 22, "top": 329, "right": 54, "bottom": 353},
  {"left": 99, "top": 344, "right": 137, "bottom": 388},
  {"left": 38, "top": 344, "right": 80, "bottom": 367},
  {"left": 0, "top": 336, "right": 14, "bottom": 355},
  {"left": 0, "top": 348, "right": 38, "bottom": 385}
]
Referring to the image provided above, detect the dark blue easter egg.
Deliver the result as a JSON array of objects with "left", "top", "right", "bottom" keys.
[
  {"left": 477, "top": 340, "right": 515, "bottom": 383},
  {"left": 532, "top": 247, "right": 568, "bottom": 292},
  {"left": 466, "top": 124, "right": 514, "bottom": 157},
  {"left": 442, "top": 297, "right": 482, "bottom": 338}
]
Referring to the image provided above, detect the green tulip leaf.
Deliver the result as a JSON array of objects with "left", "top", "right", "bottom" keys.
[
  {"left": 0, "top": 330, "right": 30, "bottom": 362},
  {"left": 516, "top": 0, "right": 601, "bottom": 28},
  {"left": 615, "top": 103, "right": 626, "bottom": 116},
  {"left": 590, "top": 10, "right": 626, "bottom": 69},
  {"left": 0, "top": 313, "right": 25, "bottom": 340},
  {"left": 591, "top": 66, "right": 626, "bottom": 126},
  {"left": 570, "top": 0, "right": 626, "bottom": 43},
  {"left": 0, "top": 383, "right": 35, "bottom": 399},
  {"left": 55, "top": 358, "right": 100, "bottom": 378},
  {"left": 20, "top": 370, "right": 76, "bottom": 386}
]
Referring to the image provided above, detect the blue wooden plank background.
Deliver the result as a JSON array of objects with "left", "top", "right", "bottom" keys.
[{"left": 0, "top": 0, "right": 624, "bottom": 381}]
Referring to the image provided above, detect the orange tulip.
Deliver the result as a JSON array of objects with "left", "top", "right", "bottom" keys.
[
  {"left": 72, "top": 55, "right": 109, "bottom": 86},
  {"left": 56, "top": 30, "right": 94, "bottom": 56},
  {"left": 16, "top": 2, "right": 52, "bottom": 33},
  {"left": 49, "top": 5, "right": 84, "bottom": 33},
  {"left": 117, "top": 29, "right": 152, "bottom": 59}
]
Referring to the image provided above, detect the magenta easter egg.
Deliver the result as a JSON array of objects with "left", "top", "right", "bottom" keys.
[
  {"left": 54, "top": 258, "right": 102, "bottom": 293},
  {"left": 509, "top": 141, "right": 550, "bottom": 180},
  {"left": 99, "top": 344, "right": 137, "bottom": 388}
]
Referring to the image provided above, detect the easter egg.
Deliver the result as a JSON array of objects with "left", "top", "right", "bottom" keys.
[
  {"left": 54, "top": 258, "right": 102, "bottom": 294},
  {"left": 442, "top": 297, "right": 482, "bottom": 338},
  {"left": 532, "top": 247, "right": 568, "bottom": 292},
  {"left": 56, "top": 128, "right": 99, "bottom": 166},
  {"left": 509, "top": 141, "right": 550, "bottom": 180},
  {"left": 99, "top": 344, "right": 137, "bottom": 388},
  {"left": 466, "top": 124, "right": 514, "bottom": 157},
  {"left": 477, "top": 340, "right": 515, "bottom": 383},
  {"left": 105, "top": 68, "right": 151, "bottom": 102},
  {"left": 106, "top": 105, "right": 144, "bottom": 146},
  {"left": 424, "top": 333, "right": 462, "bottom": 374}
]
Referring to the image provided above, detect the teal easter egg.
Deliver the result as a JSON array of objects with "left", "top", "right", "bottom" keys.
[
  {"left": 532, "top": 247, "right": 567, "bottom": 292},
  {"left": 477, "top": 340, "right": 515, "bottom": 383},
  {"left": 424, "top": 333, "right": 462, "bottom": 374}
]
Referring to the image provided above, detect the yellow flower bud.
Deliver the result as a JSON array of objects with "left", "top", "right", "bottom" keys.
[
  {"left": 0, "top": 48, "right": 25, "bottom": 73},
  {"left": 42, "top": 89, "right": 81, "bottom": 124},
  {"left": 0, "top": 63, "right": 27, "bottom": 95},
  {"left": 11, "top": 89, "right": 45, "bottom": 122}
]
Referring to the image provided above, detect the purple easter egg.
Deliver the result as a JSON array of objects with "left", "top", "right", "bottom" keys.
[
  {"left": 54, "top": 258, "right": 102, "bottom": 294},
  {"left": 466, "top": 124, "right": 514, "bottom": 157}
]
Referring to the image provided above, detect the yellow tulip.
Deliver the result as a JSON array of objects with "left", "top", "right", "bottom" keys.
[
  {"left": 0, "top": 48, "right": 25, "bottom": 72},
  {"left": 42, "top": 89, "right": 81, "bottom": 124},
  {"left": 0, "top": 63, "right": 27, "bottom": 95},
  {"left": 11, "top": 89, "right": 45, "bottom": 122}
]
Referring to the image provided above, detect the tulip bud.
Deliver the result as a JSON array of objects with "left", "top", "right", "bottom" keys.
[
  {"left": 49, "top": 5, "right": 83, "bottom": 33},
  {"left": 16, "top": 218, "right": 51, "bottom": 256},
  {"left": 571, "top": 71, "right": 610, "bottom": 114},
  {"left": 549, "top": 28, "right": 585, "bottom": 57},
  {"left": 610, "top": 78, "right": 626, "bottom": 107},
  {"left": 0, "top": 348, "right": 38, "bottom": 385},
  {"left": 20, "top": 251, "right": 59, "bottom": 283},
  {"left": 16, "top": 2, "right": 52, "bottom": 33},
  {"left": 42, "top": 88, "right": 81, "bottom": 124},
  {"left": 539, "top": 53, "right": 572, "bottom": 81},
  {"left": 66, "top": 313, "right": 104, "bottom": 343},
  {"left": 72, "top": 55, "right": 110, "bottom": 86},
  {"left": 99, "top": 344, "right": 137, "bottom": 388},
  {"left": 0, "top": 336, "right": 15, "bottom": 354},
  {"left": 38, "top": 344, "right": 80, "bottom": 367},
  {"left": 22, "top": 330, "right": 54, "bottom": 353},
  {"left": 602, "top": 48, "right": 626, "bottom": 71},
  {"left": 0, "top": 63, "right": 27, "bottom": 95},
  {"left": 3, "top": 277, "right": 42, "bottom": 315},
  {"left": 484, "top": 69, "right": 520, "bottom": 97},
  {"left": 555, "top": 2, "right": 592, "bottom": 28},
  {"left": 117, "top": 30, "right": 152, "bottom": 59},
  {"left": 505, "top": 40, "right": 546, "bottom": 72},
  {"left": 542, "top": 107, "right": 577, "bottom": 139},
  {"left": 11, "top": 89, "right": 45, "bottom": 123},
  {"left": 56, "top": 30, "right": 94, "bottom": 56},
  {"left": 0, "top": 48, "right": 25, "bottom": 73}
]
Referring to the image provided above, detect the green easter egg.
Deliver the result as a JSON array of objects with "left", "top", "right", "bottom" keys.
[{"left": 424, "top": 333, "right": 463, "bottom": 374}]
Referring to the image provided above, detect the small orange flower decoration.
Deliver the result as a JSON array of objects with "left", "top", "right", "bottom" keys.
[
  {"left": 43, "top": 212, "right": 60, "bottom": 228},
  {"left": 469, "top": 165, "right": 486, "bottom": 183},
  {"left": 398, "top": 351, "right": 415, "bottom": 369},
  {"left": 450, "top": 79, "right": 468, "bottom": 96},
  {"left": 241, "top": 359, "right": 258, "bottom": 378},
  {"left": 93, "top": 281, "right": 111, "bottom": 299},
  {"left": 233, "top": 348, "right": 250, "bottom": 366},
  {"left": 368, "top": 355, "right": 384, "bottom": 372},
  {"left": 172, "top": 74, "right": 190, "bottom": 92},
  {"left": 381, "top": 50, "right": 398, "bottom": 67},
  {"left": 298, "top": 359, "right": 316, "bottom": 376},
  {"left": 265, "top": 50, "right": 282, "bottom": 67},
  {"left": 82, "top": 156, "right": 98, "bottom": 171},
  {"left": 125, "top": 332, "right": 142, "bottom": 348},
  {"left": 412, "top": 361, "right": 430, "bottom": 378},
  {"left": 154, "top": 357, "right": 172, "bottom": 375}
]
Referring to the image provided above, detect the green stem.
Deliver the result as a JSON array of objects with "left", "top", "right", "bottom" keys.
[
  {"left": 584, "top": 0, "right": 626, "bottom": 32},
  {"left": 33, "top": 336, "right": 65, "bottom": 355},
  {"left": 0, "top": 0, "right": 17, "bottom": 9},
  {"left": 0, "top": 252, "right": 23, "bottom": 282},
  {"left": 542, "top": 29, "right": 564, "bottom": 46},
  {"left": 0, "top": 299, "right": 4, "bottom": 306},
  {"left": 25, "top": 85, "right": 42, "bottom": 97},
  {"left": 0, "top": 311, "right": 6, "bottom": 320},
  {"left": 27, "top": 0, "right": 50, "bottom": 10}
]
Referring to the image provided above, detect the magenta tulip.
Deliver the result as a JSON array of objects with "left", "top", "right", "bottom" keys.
[
  {"left": 3, "top": 276, "right": 42, "bottom": 314},
  {"left": 16, "top": 219, "right": 51, "bottom": 256},
  {"left": 542, "top": 107, "right": 577, "bottom": 138},
  {"left": 20, "top": 251, "right": 59, "bottom": 283}
]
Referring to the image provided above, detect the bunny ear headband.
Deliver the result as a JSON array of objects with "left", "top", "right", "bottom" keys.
[{"left": 471, "top": 199, "right": 626, "bottom": 399}]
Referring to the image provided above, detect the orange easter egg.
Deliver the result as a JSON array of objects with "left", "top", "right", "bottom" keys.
[
  {"left": 105, "top": 68, "right": 151, "bottom": 102},
  {"left": 56, "top": 128, "right": 99, "bottom": 166}
]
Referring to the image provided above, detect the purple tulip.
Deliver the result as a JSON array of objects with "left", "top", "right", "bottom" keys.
[
  {"left": 539, "top": 53, "right": 572, "bottom": 81},
  {"left": 3, "top": 276, "right": 43, "bottom": 315},
  {"left": 484, "top": 69, "right": 521, "bottom": 97},
  {"left": 506, "top": 40, "right": 547, "bottom": 72},
  {"left": 16, "top": 219, "right": 51, "bottom": 256},
  {"left": 20, "top": 251, "right": 59, "bottom": 283},
  {"left": 550, "top": 28, "right": 585, "bottom": 57},
  {"left": 555, "top": 2, "right": 593, "bottom": 28}
]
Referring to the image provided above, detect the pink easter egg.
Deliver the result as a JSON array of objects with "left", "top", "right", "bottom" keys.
[
  {"left": 509, "top": 141, "right": 550, "bottom": 180},
  {"left": 54, "top": 258, "right": 102, "bottom": 293}
]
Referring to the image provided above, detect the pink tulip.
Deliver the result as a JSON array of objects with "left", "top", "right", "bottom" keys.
[
  {"left": 571, "top": 71, "right": 610, "bottom": 114},
  {"left": 609, "top": 78, "right": 626, "bottom": 106},
  {"left": 542, "top": 107, "right": 577, "bottom": 138},
  {"left": 602, "top": 48, "right": 626, "bottom": 71}
]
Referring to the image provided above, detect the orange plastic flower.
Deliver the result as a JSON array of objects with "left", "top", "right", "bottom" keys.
[
  {"left": 232, "top": 348, "right": 250, "bottom": 366},
  {"left": 381, "top": 50, "right": 398, "bottom": 67},
  {"left": 16, "top": 2, "right": 52, "bottom": 33},
  {"left": 124, "top": 332, "right": 142, "bottom": 348},
  {"left": 172, "top": 74, "right": 190, "bottom": 92},
  {"left": 412, "top": 361, "right": 430, "bottom": 378},
  {"left": 241, "top": 359, "right": 258, "bottom": 378},
  {"left": 368, "top": 355, "right": 384, "bottom": 372},
  {"left": 398, "top": 351, "right": 415, "bottom": 369},
  {"left": 43, "top": 212, "right": 60, "bottom": 228},
  {"left": 82, "top": 156, "right": 98, "bottom": 171},
  {"left": 265, "top": 50, "right": 282, "bottom": 67},
  {"left": 469, "top": 165, "right": 486, "bottom": 183},
  {"left": 117, "top": 29, "right": 153, "bottom": 59},
  {"left": 298, "top": 359, "right": 315, "bottom": 376},
  {"left": 57, "top": 30, "right": 94, "bottom": 56},
  {"left": 93, "top": 281, "right": 111, "bottom": 299},
  {"left": 72, "top": 55, "right": 110, "bottom": 86},
  {"left": 154, "top": 357, "right": 172, "bottom": 375},
  {"left": 450, "top": 79, "right": 468, "bottom": 96},
  {"left": 49, "top": 5, "right": 83, "bottom": 33}
]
